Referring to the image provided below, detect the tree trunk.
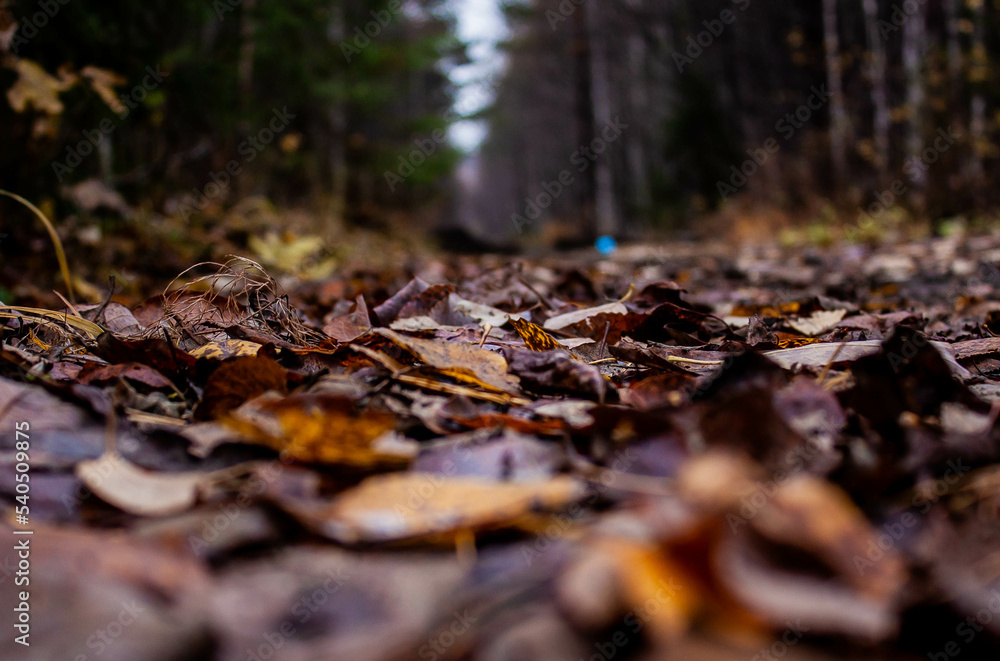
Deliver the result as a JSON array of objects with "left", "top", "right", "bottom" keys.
[
  {"left": 327, "top": 3, "right": 348, "bottom": 221},
  {"left": 968, "top": 0, "right": 986, "bottom": 190},
  {"left": 902, "top": 0, "right": 927, "bottom": 192},
  {"left": 572, "top": 5, "right": 596, "bottom": 235},
  {"left": 822, "top": 0, "right": 850, "bottom": 192},
  {"left": 583, "top": 1, "right": 621, "bottom": 238},
  {"left": 862, "top": 0, "right": 890, "bottom": 186},
  {"left": 626, "top": 26, "right": 651, "bottom": 224}
]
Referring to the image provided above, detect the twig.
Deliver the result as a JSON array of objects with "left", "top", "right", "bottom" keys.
[
  {"left": 90, "top": 275, "right": 117, "bottom": 325},
  {"left": 817, "top": 340, "right": 848, "bottom": 387},
  {"left": 666, "top": 355, "right": 724, "bottom": 366},
  {"left": 599, "top": 321, "right": 611, "bottom": 359}
]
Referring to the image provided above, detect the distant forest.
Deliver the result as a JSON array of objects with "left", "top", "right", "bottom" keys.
[
  {"left": 3, "top": 0, "right": 1000, "bottom": 244},
  {"left": 0, "top": 0, "right": 461, "bottom": 230},
  {"left": 476, "top": 0, "right": 1000, "bottom": 240}
]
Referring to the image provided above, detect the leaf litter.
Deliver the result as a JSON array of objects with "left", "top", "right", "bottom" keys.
[{"left": 7, "top": 239, "right": 1000, "bottom": 659}]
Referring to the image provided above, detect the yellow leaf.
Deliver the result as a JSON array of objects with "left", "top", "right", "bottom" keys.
[
  {"left": 80, "top": 65, "right": 127, "bottom": 115},
  {"left": 189, "top": 339, "right": 262, "bottom": 360},
  {"left": 510, "top": 316, "right": 562, "bottom": 352},
  {"left": 5, "top": 58, "right": 76, "bottom": 114}
]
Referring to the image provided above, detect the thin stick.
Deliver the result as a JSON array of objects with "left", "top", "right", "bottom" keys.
[
  {"left": 817, "top": 340, "right": 848, "bottom": 387},
  {"left": 666, "top": 355, "right": 724, "bottom": 366},
  {"left": 598, "top": 321, "right": 611, "bottom": 359}
]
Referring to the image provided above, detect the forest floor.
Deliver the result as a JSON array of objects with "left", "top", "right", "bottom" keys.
[{"left": 4, "top": 233, "right": 1000, "bottom": 660}]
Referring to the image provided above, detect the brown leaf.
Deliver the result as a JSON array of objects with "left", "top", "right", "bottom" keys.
[
  {"left": 224, "top": 394, "right": 414, "bottom": 467},
  {"left": 299, "top": 473, "right": 585, "bottom": 543},
  {"left": 376, "top": 328, "right": 520, "bottom": 393},
  {"left": 194, "top": 354, "right": 287, "bottom": 421}
]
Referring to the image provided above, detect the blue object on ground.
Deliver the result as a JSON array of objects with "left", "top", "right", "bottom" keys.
[{"left": 595, "top": 235, "right": 617, "bottom": 255}]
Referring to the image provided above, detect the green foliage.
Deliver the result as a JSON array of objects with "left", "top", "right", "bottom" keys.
[{"left": 0, "top": 0, "right": 466, "bottom": 222}]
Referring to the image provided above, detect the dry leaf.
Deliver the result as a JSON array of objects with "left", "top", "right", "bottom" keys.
[
  {"left": 510, "top": 316, "right": 563, "bottom": 352},
  {"left": 544, "top": 301, "right": 628, "bottom": 332},
  {"left": 80, "top": 65, "right": 127, "bottom": 114},
  {"left": 6, "top": 58, "right": 76, "bottom": 114},
  {"left": 225, "top": 394, "right": 415, "bottom": 467},
  {"left": 449, "top": 293, "right": 513, "bottom": 327},
  {"left": 787, "top": 309, "right": 847, "bottom": 336},
  {"left": 75, "top": 454, "right": 205, "bottom": 517},
  {"left": 189, "top": 339, "right": 262, "bottom": 359},
  {"left": 376, "top": 328, "right": 520, "bottom": 393},
  {"left": 305, "top": 473, "right": 585, "bottom": 543}
]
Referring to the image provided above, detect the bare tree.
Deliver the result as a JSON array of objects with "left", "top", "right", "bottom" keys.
[
  {"left": 902, "top": 0, "right": 927, "bottom": 190},
  {"left": 862, "top": 0, "right": 889, "bottom": 186},
  {"left": 968, "top": 0, "right": 987, "bottom": 189},
  {"left": 584, "top": 1, "right": 621, "bottom": 237},
  {"left": 822, "top": 0, "right": 851, "bottom": 190}
]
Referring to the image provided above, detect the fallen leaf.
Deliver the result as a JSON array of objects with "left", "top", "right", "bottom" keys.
[
  {"left": 787, "top": 309, "right": 847, "bottom": 336},
  {"left": 5, "top": 58, "right": 76, "bottom": 114},
  {"left": 189, "top": 339, "right": 262, "bottom": 359},
  {"left": 510, "top": 316, "right": 563, "bottom": 351},
  {"left": 225, "top": 394, "right": 414, "bottom": 467},
  {"left": 376, "top": 328, "right": 520, "bottom": 393},
  {"left": 80, "top": 65, "right": 127, "bottom": 114},
  {"left": 302, "top": 473, "right": 585, "bottom": 543},
  {"left": 194, "top": 354, "right": 287, "bottom": 420},
  {"left": 75, "top": 454, "right": 206, "bottom": 517}
]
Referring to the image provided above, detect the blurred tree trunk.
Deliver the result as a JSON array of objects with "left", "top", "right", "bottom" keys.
[
  {"left": 862, "top": 0, "right": 889, "bottom": 186},
  {"left": 236, "top": 0, "right": 256, "bottom": 198},
  {"left": 968, "top": 0, "right": 986, "bottom": 190},
  {"left": 572, "top": 6, "right": 596, "bottom": 234},
  {"left": 584, "top": 1, "right": 621, "bottom": 237},
  {"left": 902, "top": 0, "right": 927, "bottom": 193},
  {"left": 822, "top": 0, "right": 850, "bottom": 192},
  {"left": 626, "top": 26, "right": 651, "bottom": 223},
  {"left": 327, "top": 3, "right": 348, "bottom": 220}
]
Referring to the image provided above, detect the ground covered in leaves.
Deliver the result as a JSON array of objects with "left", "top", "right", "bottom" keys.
[{"left": 5, "top": 236, "right": 1000, "bottom": 660}]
